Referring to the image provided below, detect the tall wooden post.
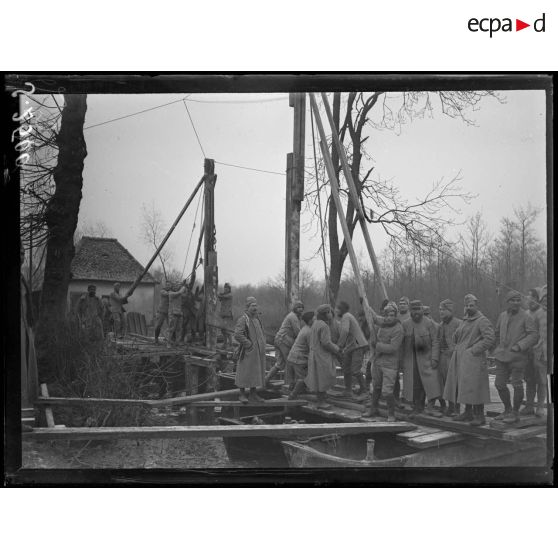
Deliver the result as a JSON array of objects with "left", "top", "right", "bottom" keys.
[
  {"left": 284, "top": 152, "right": 294, "bottom": 308},
  {"left": 285, "top": 93, "right": 305, "bottom": 308},
  {"left": 203, "top": 159, "right": 218, "bottom": 421}
]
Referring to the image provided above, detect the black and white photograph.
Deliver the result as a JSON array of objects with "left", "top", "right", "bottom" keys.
[{"left": 4, "top": 74, "right": 553, "bottom": 482}]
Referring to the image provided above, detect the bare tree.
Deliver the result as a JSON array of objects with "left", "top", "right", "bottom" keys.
[
  {"left": 458, "top": 212, "right": 491, "bottom": 292},
  {"left": 305, "top": 90, "right": 503, "bottom": 304},
  {"left": 513, "top": 204, "right": 542, "bottom": 292},
  {"left": 74, "top": 220, "right": 113, "bottom": 245},
  {"left": 139, "top": 201, "right": 174, "bottom": 280}
]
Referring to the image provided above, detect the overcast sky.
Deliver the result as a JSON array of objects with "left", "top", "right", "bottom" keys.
[{"left": 76, "top": 89, "right": 547, "bottom": 285}]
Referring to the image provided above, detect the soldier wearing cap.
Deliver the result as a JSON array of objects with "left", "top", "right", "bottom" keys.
[
  {"left": 362, "top": 300, "right": 404, "bottom": 421},
  {"left": 437, "top": 299, "right": 462, "bottom": 416},
  {"left": 306, "top": 304, "right": 341, "bottom": 409},
  {"left": 265, "top": 300, "right": 305, "bottom": 388},
  {"left": 398, "top": 296, "right": 411, "bottom": 322},
  {"left": 77, "top": 284, "right": 104, "bottom": 341},
  {"left": 400, "top": 299, "right": 441, "bottom": 417},
  {"left": 109, "top": 282, "right": 129, "bottom": 339},
  {"left": 234, "top": 297, "right": 267, "bottom": 403},
  {"left": 522, "top": 288, "right": 547, "bottom": 417},
  {"left": 491, "top": 290, "right": 538, "bottom": 424},
  {"left": 218, "top": 282, "right": 234, "bottom": 349},
  {"left": 336, "top": 300, "right": 369, "bottom": 399},
  {"left": 166, "top": 281, "right": 186, "bottom": 348},
  {"left": 443, "top": 294, "right": 495, "bottom": 425},
  {"left": 154, "top": 280, "right": 171, "bottom": 344}
]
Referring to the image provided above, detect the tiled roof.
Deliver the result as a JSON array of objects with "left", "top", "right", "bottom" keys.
[{"left": 71, "top": 237, "right": 156, "bottom": 283}]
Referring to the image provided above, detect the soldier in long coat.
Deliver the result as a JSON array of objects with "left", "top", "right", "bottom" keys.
[
  {"left": 77, "top": 284, "right": 104, "bottom": 341},
  {"left": 443, "top": 294, "right": 495, "bottom": 425},
  {"left": 286, "top": 310, "right": 315, "bottom": 400},
  {"left": 217, "top": 282, "right": 234, "bottom": 349},
  {"left": 491, "top": 290, "right": 538, "bottom": 424},
  {"left": 265, "top": 300, "right": 304, "bottom": 387},
  {"left": 394, "top": 296, "right": 411, "bottom": 405},
  {"left": 523, "top": 288, "right": 548, "bottom": 417},
  {"left": 305, "top": 304, "right": 341, "bottom": 409},
  {"left": 109, "top": 282, "right": 128, "bottom": 338},
  {"left": 167, "top": 283, "right": 186, "bottom": 347},
  {"left": 400, "top": 300, "right": 441, "bottom": 417},
  {"left": 154, "top": 280, "right": 171, "bottom": 344},
  {"left": 437, "top": 299, "right": 462, "bottom": 416},
  {"left": 234, "top": 297, "right": 267, "bottom": 403},
  {"left": 336, "top": 300, "right": 368, "bottom": 399}
]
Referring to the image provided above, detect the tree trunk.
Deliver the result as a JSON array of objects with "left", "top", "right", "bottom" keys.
[{"left": 39, "top": 94, "right": 87, "bottom": 324}]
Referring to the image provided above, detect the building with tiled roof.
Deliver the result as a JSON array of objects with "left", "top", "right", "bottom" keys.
[{"left": 68, "top": 237, "right": 157, "bottom": 323}]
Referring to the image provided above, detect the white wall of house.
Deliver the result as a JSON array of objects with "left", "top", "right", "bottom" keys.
[{"left": 68, "top": 280, "right": 157, "bottom": 323}]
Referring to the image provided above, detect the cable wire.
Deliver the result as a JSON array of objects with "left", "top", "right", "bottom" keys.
[
  {"left": 84, "top": 96, "right": 191, "bottom": 130},
  {"left": 215, "top": 160, "right": 285, "bottom": 176},
  {"left": 182, "top": 100, "right": 206, "bottom": 158}
]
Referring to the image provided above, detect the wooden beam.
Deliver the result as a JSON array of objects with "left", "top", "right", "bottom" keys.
[
  {"left": 308, "top": 94, "right": 375, "bottom": 337},
  {"left": 319, "top": 93, "right": 388, "bottom": 301},
  {"left": 40, "top": 383, "right": 56, "bottom": 428},
  {"left": 35, "top": 396, "right": 153, "bottom": 408},
  {"left": 23, "top": 421, "right": 417, "bottom": 441},
  {"left": 126, "top": 175, "right": 205, "bottom": 298},
  {"left": 186, "top": 399, "right": 306, "bottom": 407},
  {"left": 34, "top": 382, "right": 285, "bottom": 409}
]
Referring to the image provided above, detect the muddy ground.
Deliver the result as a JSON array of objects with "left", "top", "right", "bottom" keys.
[{"left": 22, "top": 438, "right": 242, "bottom": 469}]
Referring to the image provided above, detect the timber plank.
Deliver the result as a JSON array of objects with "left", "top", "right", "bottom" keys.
[
  {"left": 501, "top": 426, "right": 547, "bottom": 442},
  {"left": 489, "top": 416, "right": 545, "bottom": 431},
  {"left": 187, "top": 399, "right": 306, "bottom": 407},
  {"left": 396, "top": 427, "right": 443, "bottom": 441},
  {"left": 406, "top": 431, "right": 465, "bottom": 449},
  {"left": 23, "top": 421, "right": 417, "bottom": 442}
]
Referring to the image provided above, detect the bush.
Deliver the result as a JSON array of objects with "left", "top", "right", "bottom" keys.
[{"left": 35, "top": 318, "right": 175, "bottom": 427}]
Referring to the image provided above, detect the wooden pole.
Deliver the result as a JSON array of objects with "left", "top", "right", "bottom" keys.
[
  {"left": 285, "top": 152, "right": 294, "bottom": 309},
  {"left": 126, "top": 176, "right": 205, "bottom": 298},
  {"left": 309, "top": 94, "right": 375, "bottom": 338},
  {"left": 203, "top": 159, "right": 218, "bottom": 420},
  {"left": 24, "top": 422, "right": 416, "bottom": 442},
  {"left": 285, "top": 93, "right": 305, "bottom": 308},
  {"left": 319, "top": 93, "right": 389, "bottom": 301}
]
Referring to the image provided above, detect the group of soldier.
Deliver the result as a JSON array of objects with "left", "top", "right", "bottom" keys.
[
  {"left": 76, "top": 282, "right": 129, "bottom": 341},
  {"left": 77, "top": 278, "right": 231, "bottom": 348},
  {"left": 154, "top": 280, "right": 208, "bottom": 347},
  {"left": 232, "top": 287, "right": 548, "bottom": 426}
]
